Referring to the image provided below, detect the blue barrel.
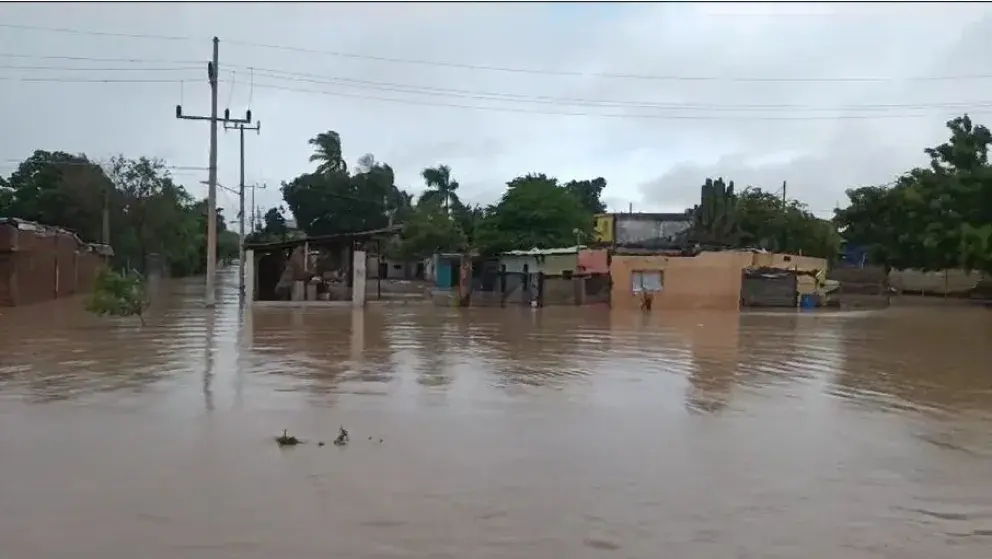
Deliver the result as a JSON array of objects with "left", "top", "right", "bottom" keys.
[{"left": 799, "top": 293, "right": 817, "bottom": 309}]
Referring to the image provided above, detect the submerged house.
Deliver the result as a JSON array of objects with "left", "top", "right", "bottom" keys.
[{"left": 610, "top": 249, "right": 828, "bottom": 312}]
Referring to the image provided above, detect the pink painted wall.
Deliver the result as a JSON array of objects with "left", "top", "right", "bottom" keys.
[{"left": 577, "top": 249, "right": 609, "bottom": 274}]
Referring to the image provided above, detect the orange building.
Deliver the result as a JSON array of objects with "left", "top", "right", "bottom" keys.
[{"left": 610, "top": 251, "right": 827, "bottom": 312}]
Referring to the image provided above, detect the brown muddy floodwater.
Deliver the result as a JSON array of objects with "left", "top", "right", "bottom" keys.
[{"left": 1, "top": 269, "right": 992, "bottom": 558}]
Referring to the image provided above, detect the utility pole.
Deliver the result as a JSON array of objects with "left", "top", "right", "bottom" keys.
[
  {"left": 781, "top": 180, "right": 788, "bottom": 252},
  {"left": 101, "top": 185, "right": 110, "bottom": 245},
  {"left": 250, "top": 183, "right": 267, "bottom": 233},
  {"left": 224, "top": 120, "right": 261, "bottom": 305},
  {"left": 175, "top": 37, "right": 251, "bottom": 307}
]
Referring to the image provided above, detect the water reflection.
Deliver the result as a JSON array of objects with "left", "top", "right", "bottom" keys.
[
  {"left": 1, "top": 271, "right": 992, "bottom": 558},
  {"left": 833, "top": 307, "right": 992, "bottom": 415}
]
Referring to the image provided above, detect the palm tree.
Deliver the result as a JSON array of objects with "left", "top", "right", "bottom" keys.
[
  {"left": 419, "top": 164, "right": 460, "bottom": 213},
  {"left": 308, "top": 131, "right": 347, "bottom": 175}
]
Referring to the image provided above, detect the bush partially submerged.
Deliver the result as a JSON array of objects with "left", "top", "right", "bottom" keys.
[{"left": 85, "top": 267, "right": 149, "bottom": 325}]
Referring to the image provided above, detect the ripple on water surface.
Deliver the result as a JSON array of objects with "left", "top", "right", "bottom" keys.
[{"left": 1, "top": 271, "right": 991, "bottom": 558}]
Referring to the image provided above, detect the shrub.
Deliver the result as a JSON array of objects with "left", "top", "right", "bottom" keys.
[{"left": 85, "top": 267, "right": 149, "bottom": 325}]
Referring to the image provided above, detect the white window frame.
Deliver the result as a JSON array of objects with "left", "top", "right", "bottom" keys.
[{"left": 631, "top": 270, "right": 664, "bottom": 293}]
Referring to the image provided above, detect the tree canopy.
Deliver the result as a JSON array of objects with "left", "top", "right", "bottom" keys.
[
  {"left": 0, "top": 150, "right": 238, "bottom": 277},
  {"left": 834, "top": 114, "right": 992, "bottom": 273},
  {"left": 8, "top": 114, "right": 987, "bottom": 277}
]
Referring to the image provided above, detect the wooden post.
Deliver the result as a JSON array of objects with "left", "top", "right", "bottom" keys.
[{"left": 457, "top": 254, "right": 472, "bottom": 307}]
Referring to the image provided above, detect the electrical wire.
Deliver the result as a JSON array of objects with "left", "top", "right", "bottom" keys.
[
  {"left": 231, "top": 78, "right": 992, "bottom": 121},
  {"left": 0, "top": 23, "right": 191, "bottom": 41},
  {"left": 3, "top": 56, "right": 990, "bottom": 113},
  {"left": 0, "top": 76, "right": 192, "bottom": 83},
  {"left": 7, "top": 70, "right": 985, "bottom": 120},
  {"left": 226, "top": 70, "right": 236, "bottom": 109},
  {"left": 0, "top": 52, "right": 203, "bottom": 64},
  {"left": 4, "top": 21, "right": 992, "bottom": 83},
  {"left": 236, "top": 66, "right": 992, "bottom": 113},
  {"left": 0, "top": 158, "right": 208, "bottom": 171},
  {"left": 0, "top": 63, "right": 200, "bottom": 72}
]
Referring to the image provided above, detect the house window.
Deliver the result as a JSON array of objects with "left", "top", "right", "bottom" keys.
[{"left": 632, "top": 270, "right": 663, "bottom": 293}]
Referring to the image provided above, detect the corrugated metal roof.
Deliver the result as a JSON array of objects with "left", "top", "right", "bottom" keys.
[{"left": 501, "top": 245, "right": 585, "bottom": 257}]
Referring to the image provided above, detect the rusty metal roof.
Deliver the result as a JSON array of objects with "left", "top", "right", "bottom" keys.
[{"left": 243, "top": 224, "right": 404, "bottom": 252}]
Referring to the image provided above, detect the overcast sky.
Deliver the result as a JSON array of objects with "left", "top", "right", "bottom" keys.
[{"left": 2, "top": 2, "right": 992, "bottom": 223}]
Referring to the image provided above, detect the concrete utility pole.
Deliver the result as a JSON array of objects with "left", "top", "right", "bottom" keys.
[
  {"left": 101, "top": 184, "right": 110, "bottom": 245},
  {"left": 224, "top": 120, "right": 261, "bottom": 305},
  {"left": 781, "top": 180, "right": 789, "bottom": 251},
  {"left": 250, "top": 183, "right": 267, "bottom": 233},
  {"left": 175, "top": 36, "right": 251, "bottom": 307}
]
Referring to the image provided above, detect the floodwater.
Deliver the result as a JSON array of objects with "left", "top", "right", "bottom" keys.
[{"left": 1, "top": 270, "right": 992, "bottom": 559}]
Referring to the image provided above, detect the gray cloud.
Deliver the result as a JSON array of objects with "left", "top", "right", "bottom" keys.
[{"left": 1, "top": 3, "right": 992, "bottom": 223}]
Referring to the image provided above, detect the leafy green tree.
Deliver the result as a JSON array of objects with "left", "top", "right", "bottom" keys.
[
  {"left": 282, "top": 132, "right": 409, "bottom": 236},
  {"left": 392, "top": 202, "right": 467, "bottom": 260},
  {"left": 563, "top": 177, "right": 608, "bottom": 215},
  {"left": 835, "top": 114, "right": 992, "bottom": 273},
  {"left": 689, "top": 177, "right": 741, "bottom": 246},
  {"left": 0, "top": 177, "right": 11, "bottom": 214},
  {"left": 85, "top": 267, "right": 149, "bottom": 325},
  {"left": 737, "top": 188, "right": 840, "bottom": 259},
  {"left": 475, "top": 173, "right": 593, "bottom": 254},
  {"left": 451, "top": 199, "right": 485, "bottom": 248},
  {"left": 3, "top": 150, "right": 111, "bottom": 242},
  {"left": 263, "top": 207, "right": 288, "bottom": 238}
]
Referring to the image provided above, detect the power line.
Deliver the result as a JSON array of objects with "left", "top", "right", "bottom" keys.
[
  {"left": 5, "top": 21, "right": 992, "bottom": 83},
  {"left": 6, "top": 62, "right": 991, "bottom": 113},
  {"left": 10, "top": 61, "right": 992, "bottom": 113},
  {"left": 235, "top": 79, "right": 992, "bottom": 121},
  {"left": 0, "top": 63, "right": 201, "bottom": 72},
  {"left": 0, "top": 76, "right": 192, "bottom": 83},
  {"left": 0, "top": 158, "right": 208, "bottom": 171},
  {"left": 3, "top": 69, "right": 992, "bottom": 120},
  {"left": 0, "top": 23, "right": 191, "bottom": 41},
  {"left": 3, "top": 55, "right": 991, "bottom": 112},
  {"left": 238, "top": 67, "right": 992, "bottom": 112},
  {"left": 0, "top": 52, "right": 202, "bottom": 64}
]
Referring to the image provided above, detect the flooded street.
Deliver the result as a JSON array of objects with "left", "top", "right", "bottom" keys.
[{"left": 1, "top": 269, "right": 992, "bottom": 558}]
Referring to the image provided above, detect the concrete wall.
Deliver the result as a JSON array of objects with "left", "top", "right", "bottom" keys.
[
  {"left": 615, "top": 215, "right": 692, "bottom": 245},
  {"left": 366, "top": 256, "right": 420, "bottom": 280},
  {"left": 0, "top": 222, "right": 107, "bottom": 307},
  {"left": 0, "top": 253, "right": 11, "bottom": 306},
  {"left": 889, "top": 268, "right": 985, "bottom": 295},
  {"left": 499, "top": 253, "right": 578, "bottom": 275},
  {"left": 499, "top": 255, "right": 534, "bottom": 274},
  {"left": 577, "top": 249, "right": 609, "bottom": 273},
  {"left": 751, "top": 252, "right": 826, "bottom": 273},
  {"left": 611, "top": 251, "right": 751, "bottom": 311},
  {"left": 594, "top": 214, "right": 615, "bottom": 244}
]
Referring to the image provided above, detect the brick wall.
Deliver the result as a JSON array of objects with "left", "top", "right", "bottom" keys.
[
  {"left": 0, "top": 223, "right": 107, "bottom": 307},
  {"left": 0, "top": 253, "right": 11, "bottom": 306}
]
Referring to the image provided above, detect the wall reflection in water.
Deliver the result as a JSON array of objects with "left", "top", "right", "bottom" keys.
[{"left": 3, "top": 271, "right": 992, "bottom": 559}]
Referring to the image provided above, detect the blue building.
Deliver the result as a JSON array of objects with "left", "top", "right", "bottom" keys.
[{"left": 839, "top": 240, "right": 870, "bottom": 268}]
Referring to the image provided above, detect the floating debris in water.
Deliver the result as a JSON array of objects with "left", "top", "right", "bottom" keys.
[
  {"left": 317, "top": 441, "right": 325, "bottom": 447},
  {"left": 334, "top": 426, "right": 349, "bottom": 446},
  {"left": 276, "top": 429, "right": 301, "bottom": 447}
]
